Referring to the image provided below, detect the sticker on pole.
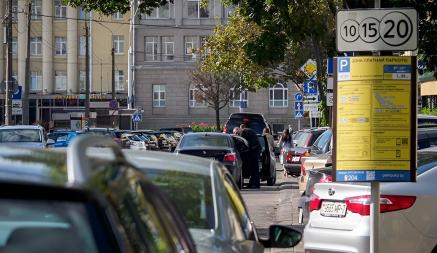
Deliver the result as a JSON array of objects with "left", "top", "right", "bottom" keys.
[{"left": 336, "top": 8, "right": 417, "bottom": 52}]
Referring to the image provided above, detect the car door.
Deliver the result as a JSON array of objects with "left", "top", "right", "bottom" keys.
[
  {"left": 232, "top": 136, "right": 250, "bottom": 177},
  {"left": 222, "top": 173, "right": 264, "bottom": 253}
]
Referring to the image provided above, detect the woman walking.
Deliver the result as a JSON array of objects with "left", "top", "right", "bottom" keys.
[{"left": 278, "top": 128, "right": 293, "bottom": 177}]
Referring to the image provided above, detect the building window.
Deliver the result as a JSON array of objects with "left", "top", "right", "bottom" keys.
[
  {"left": 55, "top": 71, "right": 67, "bottom": 91},
  {"left": 189, "top": 86, "right": 207, "bottom": 108},
  {"left": 161, "top": 36, "right": 174, "bottom": 61},
  {"left": 54, "top": 0, "right": 67, "bottom": 19},
  {"left": 30, "top": 37, "right": 42, "bottom": 56},
  {"left": 55, "top": 37, "right": 66, "bottom": 56},
  {"left": 30, "top": 71, "right": 42, "bottom": 91},
  {"left": 269, "top": 83, "right": 288, "bottom": 107},
  {"left": 12, "top": 0, "right": 18, "bottom": 21},
  {"left": 153, "top": 84, "right": 166, "bottom": 107},
  {"left": 113, "top": 35, "right": 124, "bottom": 54},
  {"left": 187, "top": 0, "right": 209, "bottom": 18},
  {"left": 145, "top": 36, "right": 158, "bottom": 62},
  {"left": 79, "top": 36, "right": 86, "bottom": 56},
  {"left": 112, "top": 12, "right": 123, "bottom": 20},
  {"left": 115, "top": 70, "right": 125, "bottom": 91},
  {"left": 229, "top": 88, "right": 248, "bottom": 108},
  {"left": 31, "top": 0, "right": 42, "bottom": 20},
  {"left": 12, "top": 37, "right": 17, "bottom": 55},
  {"left": 147, "top": 3, "right": 171, "bottom": 19},
  {"left": 79, "top": 71, "right": 86, "bottom": 91},
  {"left": 184, "top": 36, "right": 198, "bottom": 61},
  {"left": 79, "top": 7, "right": 90, "bottom": 20}
]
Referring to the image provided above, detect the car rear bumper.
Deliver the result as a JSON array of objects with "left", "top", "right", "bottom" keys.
[
  {"left": 304, "top": 223, "right": 369, "bottom": 253},
  {"left": 283, "top": 164, "right": 300, "bottom": 174}
]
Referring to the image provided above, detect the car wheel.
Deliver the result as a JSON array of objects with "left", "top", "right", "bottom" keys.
[{"left": 298, "top": 208, "right": 304, "bottom": 224}]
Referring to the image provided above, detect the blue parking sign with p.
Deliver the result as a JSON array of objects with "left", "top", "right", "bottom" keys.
[{"left": 338, "top": 57, "right": 350, "bottom": 72}]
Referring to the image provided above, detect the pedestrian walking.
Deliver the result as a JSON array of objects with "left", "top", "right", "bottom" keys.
[
  {"left": 278, "top": 128, "right": 293, "bottom": 178},
  {"left": 239, "top": 124, "right": 262, "bottom": 189}
]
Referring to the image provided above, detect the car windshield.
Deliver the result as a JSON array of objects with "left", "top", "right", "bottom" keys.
[
  {"left": 226, "top": 119, "right": 266, "bottom": 134},
  {"left": 0, "top": 199, "right": 106, "bottom": 253},
  {"left": 179, "top": 135, "right": 229, "bottom": 148},
  {"left": 143, "top": 169, "right": 215, "bottom": 229},
  {"left": 295, "top": 132, "right": 310, "bottom": 147},
  {"left": 0, "top": 129, "right": 42, "bottom": 143},
  {"left": 127, "top": 135, "right": 142, "bottom": 142},
  {"left": 312, "top": 130, "right": 332, "bottom": 151}
]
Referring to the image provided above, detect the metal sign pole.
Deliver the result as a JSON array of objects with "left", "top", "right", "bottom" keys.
[
  {"left": 370, "top": 2, "right": 381, "bottom": 253},
  {"left": 298, "top": 118, "right": 301, "bottom": 131}
]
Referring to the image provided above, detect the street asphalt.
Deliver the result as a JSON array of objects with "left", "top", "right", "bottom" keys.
[{"left": 241, "top": 161, "right": 305, "bottom": 253}]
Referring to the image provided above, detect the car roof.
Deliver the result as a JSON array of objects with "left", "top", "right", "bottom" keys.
[
  {"left": 0, "top": 125, "right": 44, "bottom": 130},
  {"left": 183, "top": 132, "right": 229, "bottom": 137},
  {"left": 122, "top": 150, "right": 213, "bottom": 176}
]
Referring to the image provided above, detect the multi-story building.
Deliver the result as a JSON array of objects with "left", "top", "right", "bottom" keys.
[
  {"left": 0, "top": 0, "right": 129, "bottom": 128},
  {"left": 135, "top": 0, "right": 303, "bottom": 132}
]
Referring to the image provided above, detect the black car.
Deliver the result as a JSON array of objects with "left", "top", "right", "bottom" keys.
[
  {"left": 0, "top": 136, "right": 197, "bottom": 253},
  {"left": 175, "top": 132, "right": 245, "bottom": 188},
  {"left": 223, "top": 113, "right": 271, "bottom": 135},
  {"left": 257, "top": 134, "right": 277, "bottom": 186}
]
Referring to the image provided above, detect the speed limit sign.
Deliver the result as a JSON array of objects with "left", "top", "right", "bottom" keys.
[{"left": 336, "top": 8, "right": 417, "bottom": 52}]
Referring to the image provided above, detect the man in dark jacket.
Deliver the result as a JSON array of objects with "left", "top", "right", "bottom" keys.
[{"left": 239, "top": 124, "right": 262, "bottom": 189}]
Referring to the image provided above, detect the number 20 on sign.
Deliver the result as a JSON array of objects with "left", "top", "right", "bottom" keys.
[{"left": 336, "top": 9, "right": 417, "bottom": 52}]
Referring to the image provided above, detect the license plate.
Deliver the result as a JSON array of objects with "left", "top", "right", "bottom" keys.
[
  {"left": 320, "top": 201, "right": 347, "bottom": 217},
  {"left": 292, "top": 156, "right": 300, "bottom": 162}
]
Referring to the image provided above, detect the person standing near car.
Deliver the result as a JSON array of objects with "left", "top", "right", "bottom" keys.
[
  {"left": 263, "top": 127, "right": 275, "bottom": 151},
  {"left": 278, "top": 128, "right": 293, "bottom": 177},
  {"left": 239, "top": 124, "right": 262, "bottom": 189}
]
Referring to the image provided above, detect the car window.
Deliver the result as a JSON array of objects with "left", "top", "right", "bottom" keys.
[
  {"left": 295, "top": 132, "right": 310, "bottom": 147},
  {"left": 144, "top": 169, "right": 215, "bottom": 229},
  {"left": 258, "top": 136, "right": 266, "bottom": 153},
  {"left": 0, "top": 199, "right": 111, "bottom": 253},
  {"left": 57, "top": 134, "right": 69, "bottom": 142},
  {"left": 313, "top": 130, "right": 332, "bottom": 151},
  {"left": 417, "top": 151, "right": 437, "bottom": 175},
  {"left": 0, "top": 129, "right": 42, "bottom": 143},
  {"left": 179, "top": 135, "right": 230, "bottom": 148},
  {"left": 223, "top": 174, "right": 257, "bottom": 241}
]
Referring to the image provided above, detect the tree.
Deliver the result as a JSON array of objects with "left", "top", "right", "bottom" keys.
[
  {"left": 190, "top": 66, "right": 236, "bottom": 130},
  {"left": 64, "top": 0, "right": 172, "bottom": 15},
  {"left": 199, "top": 9, "right": 270, "bottom": 91}
]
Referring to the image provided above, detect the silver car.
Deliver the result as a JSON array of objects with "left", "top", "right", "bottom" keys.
[
  {"left": 0, "top": 125, "right": 54, "bottom": 148},
  {"left": 124, "top": 150, "right": 302, "bottom": 253}
]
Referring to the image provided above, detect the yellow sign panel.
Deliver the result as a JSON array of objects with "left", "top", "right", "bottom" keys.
[{"left": 335, "top": 56, "right": 415, "bottom": 182}]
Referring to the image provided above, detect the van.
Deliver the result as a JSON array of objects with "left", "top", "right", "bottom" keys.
[{"left": 223, "top": 113, "right": 270, "bottom": 135}]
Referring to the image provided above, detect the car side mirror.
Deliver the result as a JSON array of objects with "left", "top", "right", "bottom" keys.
[{"left": 267, "top": 225, "right": 302, "bottom": 248}]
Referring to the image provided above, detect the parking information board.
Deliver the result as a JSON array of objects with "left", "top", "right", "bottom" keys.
[{"left": 333, "top": 56, "right": 416, "bottom": 182}]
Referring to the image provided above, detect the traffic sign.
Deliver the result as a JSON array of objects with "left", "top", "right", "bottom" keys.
[
  {"left": 132, "top": 113, "right": 142, "bottom": 123},
  {"left": 327, "top": 92, "right": 333, "bottom": 106},
  {"left": 303, "top": 80, "right": 318, "bottom": 96},
  {"left": 336, "top": 8, "right": 418, "bottom": 52},
  {"left": 304, "top": 103, "right": 319, "bottom": 112},
  {"left": 12, "top": 86, "right": 22, "bottom": 99},
  {"left": 300, "top": 59, "right": 317, "bottom": 79},
  {"left": 327, "top": 58, "right": 334, "bottom": 76},
  {"left": 294, "top": 92, "right": 303, "bottom": 102},
  {"left": 109, "top": 99, "right": 118, "bottom": 110},
  {"left": 294, "top": 110, "right": 304, "bottom": 119},
  {"left": 294, "top": 101, "right": 303, "bottom": 111}
]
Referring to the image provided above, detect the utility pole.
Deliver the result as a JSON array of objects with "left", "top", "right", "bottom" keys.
[
  {"left": 4, "top": 0, "right": 13, "bottom": 125},
  {"left": 22, "top": 2, "right": 31, "bottom": 125},
  {"left": 111, "top": 47, "right": 115, "bottom": 100},
  {"left": 84, "top": 20, "right": 90, "bottom": 125}
]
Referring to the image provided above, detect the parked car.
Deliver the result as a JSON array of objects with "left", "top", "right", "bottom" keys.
[
  {"left": 245, "top": 134, "right": 277, "bottom": 186},
  {"left": 120, "top": 133, "right": 147, "bottom": 150},
  {"left": 304, "top": 149, "right": 437, "bottom": 253},
  {"left": 160, "top": 127, "right": 193, "bottom": 133},
  {"left": 133, "top": 131, "right": 160, "bottom": 150},
  {"left": 175, "top": 132, "right": 245, "bottom": 188},
  {"left": 418, "top": 127, "right": 437, "bottom": 149},
  {"left": 146, "top": 131, "right": 172, "bottom": 151},
  {"left": 51, "top": 131, "right": 80, "bottom": 148},
  {"left": 0, "top": 125, "right": 53, "bottom": 148},
  {"left": 298, "top": 151, "right": 333, "bottom": 194},
  {"left": 0, "top": 135, "right": 197, "bottom": 253},
  {"left": 280, "top": 128, "right": 328, "bottom": 177},
  {"left": 223, "top": 112, "right": 271, "bottom": 135},
  {"left": 125, "top": 150, "right": 303, "bottom": 253}
]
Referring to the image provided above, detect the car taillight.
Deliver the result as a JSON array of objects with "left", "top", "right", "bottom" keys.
[
  {"left": 309, "top": 194, "right": 321, "bottom": 212},
  {"left": 300, "top": 163, "right": 306, "bottom": 176},
  {"left": 286, "top": 153, "right": 293, "bottom": 161},
  {"left": 319, "top": 175, "right": 332, "bottom": 183},
  {"left": 345, "top": 195, "right": 416, "bottom": 216},
  {"left": 224, "top": 153, "right": 237, "bottom": 162}
]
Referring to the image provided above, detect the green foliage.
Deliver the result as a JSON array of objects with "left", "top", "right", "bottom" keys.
[
  {"left": 421, "top": 107, "right": 437, "bottom": 116},
  {"left": 191, "top": 123, "right": 221, "bottom": 132},
  {"left": 64, "top": 0, "right": 171, "bottom": 15}
]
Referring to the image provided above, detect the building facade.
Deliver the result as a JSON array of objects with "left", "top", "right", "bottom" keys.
[
  {"left": 0, "top": 0, "right": 129, "bottom": 128},
  {"left": 134, "top": 0, "right": 305, "bottom": 132}
]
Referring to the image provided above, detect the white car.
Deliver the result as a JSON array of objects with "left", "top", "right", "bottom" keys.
[
  {"left": 304, "top": 150, "right": 437, "bottom": 253},
  {"left": 0, "top": 125, "right": 54, "bottom": 148}
]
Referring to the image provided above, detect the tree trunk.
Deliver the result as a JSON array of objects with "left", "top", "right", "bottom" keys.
[
  {"left": 215, "top": 107, "right": 221, "bottom": 132},
  {"left": 313, "top": 38, "right": 328, "bottom": 127}
]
